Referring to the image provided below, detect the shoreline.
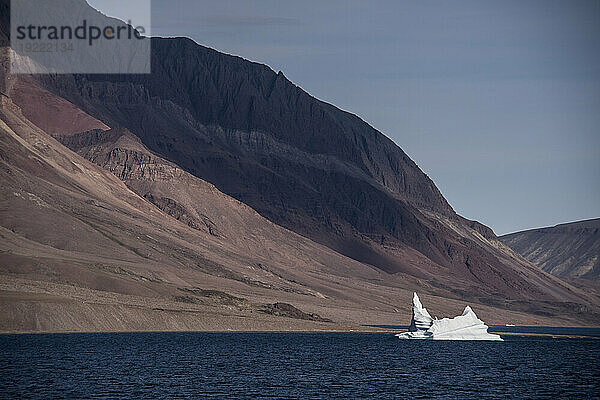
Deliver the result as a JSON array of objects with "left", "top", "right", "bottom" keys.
[{"left": 2, "top": 327, "right": 599, "bottom": 339}]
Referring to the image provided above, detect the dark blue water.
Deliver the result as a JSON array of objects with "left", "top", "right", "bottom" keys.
[
  {"left": 1, "top": 333, "right": 599, "bottom": 399},
  {"left": 489, "top": 325, "right": 600, "bottom": 337}
]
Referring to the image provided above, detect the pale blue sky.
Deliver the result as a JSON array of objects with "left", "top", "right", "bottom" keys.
[{"left": 93, "top": 0, "right": 600, "bottom": 235}]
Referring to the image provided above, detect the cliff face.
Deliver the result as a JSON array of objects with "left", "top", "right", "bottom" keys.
[
  {"left": 113, "top": 37, "right": 453, "bottom": 215},
  {"left": 501, "top": 219, "right": 600, "bottom": 280},
  {"left": 28, "top": 36, "right": 491, "bottom": 277},
  {"left": 58, "top": 127, "right": 222, "bottom": 237}
]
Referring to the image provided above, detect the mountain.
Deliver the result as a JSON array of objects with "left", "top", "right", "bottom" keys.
[
  {"left": 3, "top": 79, "right": 598, "bottom": 332},
  {"left": 4, "top": 76, "right": 575, "bottom": 332},
  {"left": 10, "top": 3, "right": 557, "bottom": 296},
  {"left": 501, "top": 219, "right": 600, "bottom": 280},
  {"left": 1, "top": 0, "right": 599, "bottom": 331}
]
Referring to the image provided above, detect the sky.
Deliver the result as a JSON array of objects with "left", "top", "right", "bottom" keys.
[{"left": 91, "top": 0, "right": 600, "bottom": 235}]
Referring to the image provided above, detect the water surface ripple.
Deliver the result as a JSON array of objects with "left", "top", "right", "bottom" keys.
[{"left": 1, "top": 332, "right": 598, "bottom": 399}]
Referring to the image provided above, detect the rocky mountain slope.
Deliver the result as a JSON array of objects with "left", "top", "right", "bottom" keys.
[{"left": 501, "top": 219, "right": 600, "bottom": 280}]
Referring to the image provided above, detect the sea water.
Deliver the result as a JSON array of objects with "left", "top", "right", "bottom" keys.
[{"left": 1, "top": 332, "right": 598, "bottom": 399}]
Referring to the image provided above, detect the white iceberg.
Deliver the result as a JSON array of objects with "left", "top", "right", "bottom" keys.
[{"left": 396, "top": 293, "right": 502, "bottom": 341}]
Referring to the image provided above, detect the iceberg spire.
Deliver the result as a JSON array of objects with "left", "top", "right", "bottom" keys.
[{"left": 409, "top": 293, "right": 433, "bottom": 332}]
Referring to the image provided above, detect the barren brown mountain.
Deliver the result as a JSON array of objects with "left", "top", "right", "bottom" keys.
[
  {"left": 501, "top": 219, "right": 600, "bottom": 280},
  {"left": 1, "top": 0, "right": 599, "bottom": 332}
]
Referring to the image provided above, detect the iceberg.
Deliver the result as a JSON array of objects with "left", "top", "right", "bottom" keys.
[{"left": 396, "top": 293, "right": 503, "bottom": 341}]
